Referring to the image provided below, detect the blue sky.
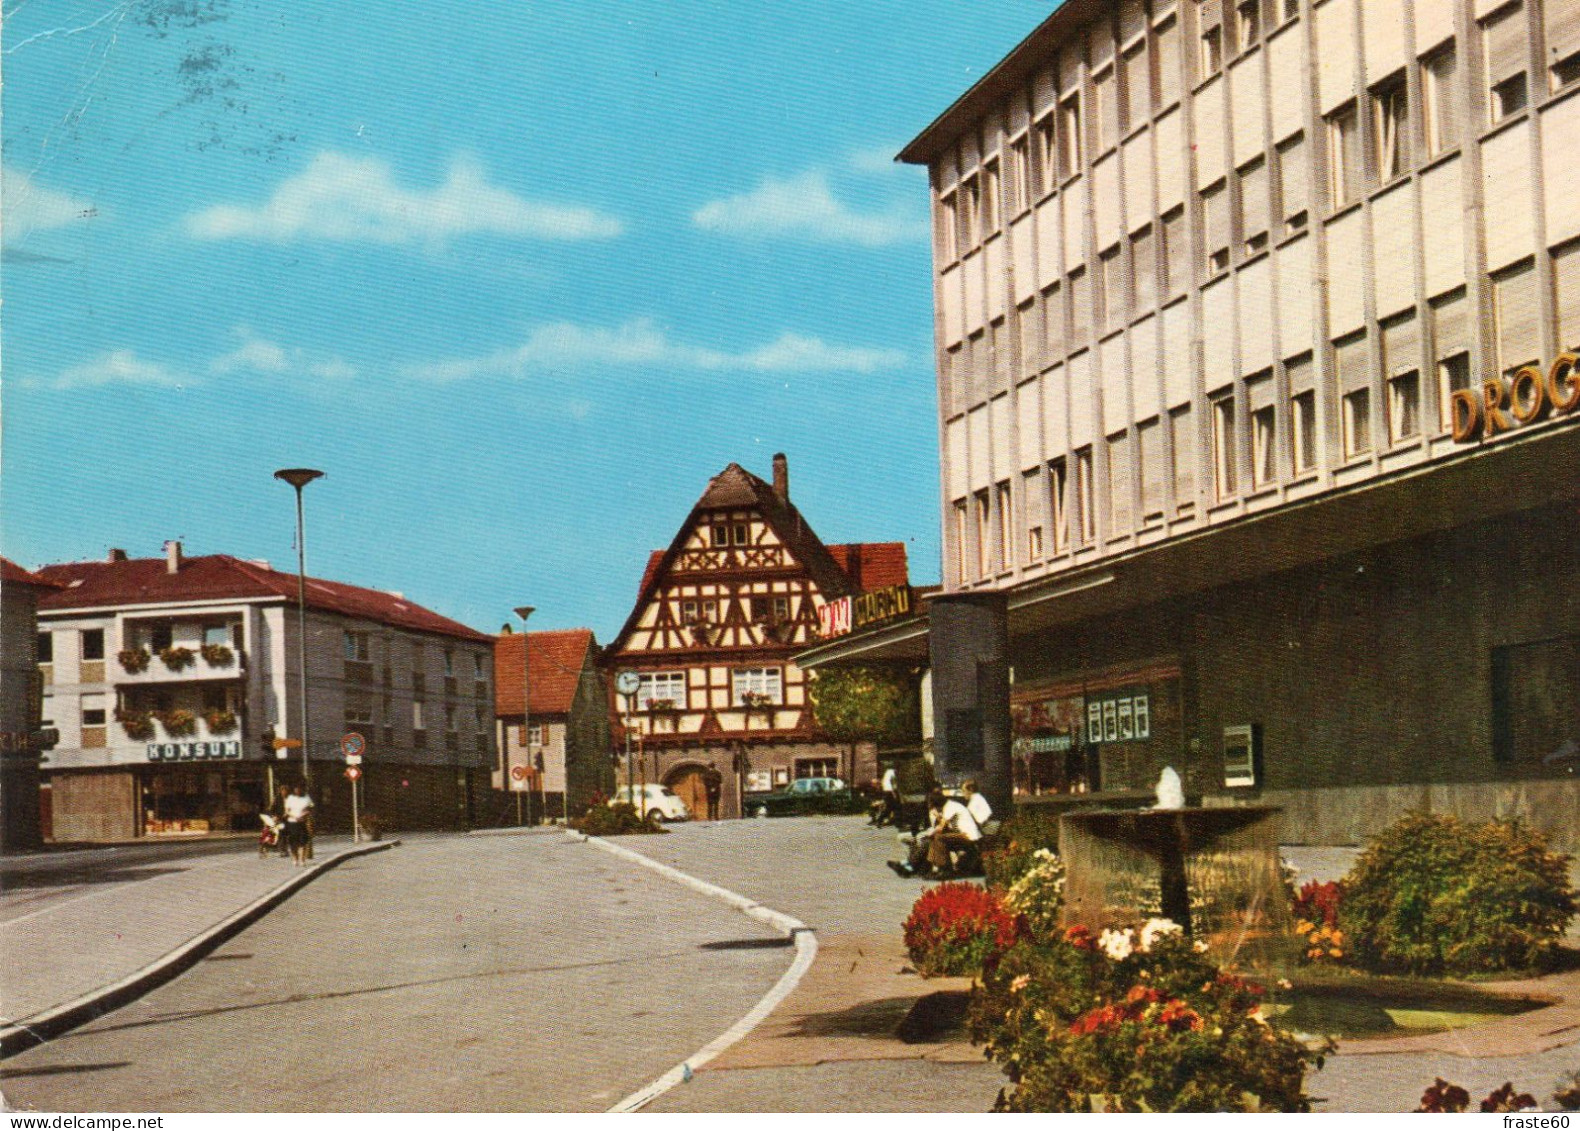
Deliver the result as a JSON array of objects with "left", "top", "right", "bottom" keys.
[{"left": 3, "top": 1, "right": 1052, "bottom": 639}]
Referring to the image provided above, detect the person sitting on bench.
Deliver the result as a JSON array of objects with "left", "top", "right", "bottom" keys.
[
  {"left": 962, "top": 779, "right": 1000, "bottom": 837},
  {"left": 889, "top": 788, "right": 981, "bottom": 877}
]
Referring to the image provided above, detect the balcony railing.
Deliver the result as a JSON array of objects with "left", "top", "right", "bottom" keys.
[{"left": 113, "top": 645, "right": 243, "bottom": 685}]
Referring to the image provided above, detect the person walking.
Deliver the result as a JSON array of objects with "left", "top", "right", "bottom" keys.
[
  {"left": 283, "top": 784, "right": 315, "bottom": 867},
  {"left": 271, "top": 784, "right": 291, "bottom": 858},
  {"left": 702, "top": 762, "right": 723, "bottom": 821}
]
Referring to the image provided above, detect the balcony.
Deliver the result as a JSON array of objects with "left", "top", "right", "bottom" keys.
[
  {"left": 112, "top": 706, "right": 245, "bottom": 759},
  {"left": 114, "top": 644, "right": 243, "bottom": 686}
]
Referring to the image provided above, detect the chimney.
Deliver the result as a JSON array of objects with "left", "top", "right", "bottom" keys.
[
  {"left": 164, "top": 540, "right": 182, "bottom": 575},
  {"left": 772, "top": 452, "right": 790, "bottom": 503},
  {"left": 108, "top": 548, "right": 128, "bottom": 563}
]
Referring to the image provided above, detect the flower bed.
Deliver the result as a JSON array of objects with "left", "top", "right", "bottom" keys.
[
  {"left": 969, "top": 921, "right": 1324, "bottom": 1112},
  {"left": 903, "top": 882, "right": 1023, "bottom": 978},
  {"left": 1001, "top": 848, "right": 1066, "bottom": 940}
]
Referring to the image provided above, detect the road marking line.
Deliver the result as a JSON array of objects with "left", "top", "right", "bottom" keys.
[{"left": 572, "top": 830, "right": 818, "bottom": 1114}]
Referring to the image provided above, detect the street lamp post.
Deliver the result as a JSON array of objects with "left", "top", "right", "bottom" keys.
[
  {"left": 514, "top": 606, "right": 534, "bottom": 827},
  {"left": 273, "top": 468, "right": 324, "bottom": 791}
]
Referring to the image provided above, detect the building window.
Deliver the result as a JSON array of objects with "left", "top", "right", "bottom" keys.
[
  {"left": 1042, "top": 283, "right": 1064, "bottom": 359},
  {"left": 1123, "top": 41, "right": 1150, "bottom": 129},
  {"left": 953, "top": 500, "right": 970, "bottom": 584},
  {"left": 1035, "top": 114, "right": 1057, "bottom": 196},
  {"left": 1236, "top": 0, "right": 1261, "bottom": 51},
  {"left": 1200, "top": 0, "right": 1225, "bottom": 77},
  {"left": 1212, "top": 396, "right": 1237, "bottom": 499},
  {"left": 1248, "top": 373, "right": 1277, "bottom": 487},
  {"left": 1049, "top": 457, "right": 1070, "bottom": 551},
  {"left": 1372, "top": 73, "right": 1409, "bottom": 182},
  {"left": 1154, "top": 16, "right": 1182, "bottom": 107},
  {"left": 1138, "top": 417, "right": 1165, "bottom": 520},
  {"left": 959, "top": 172, "right": 980, "bottom": 252},
  {"left": 1069, "top": 267, "right": 1091, "bottom": 343},
  {"left": 1437, "top": 352, "right": 1473, "bottom": 432},
  {"left": 1018, "top": 300, "right": 1040, "bottom": 376},
  {"left": 82, "top": 702, "right": 107, "bottom": 727},
  {"left": 412, "top": 700, "right": 425, "bottom": 731},
  {"left": 37, "top": 632, "right": 52, "bottom": 664},
  {"left": 1132, "top": 226, "right": 1157, "bottom": 313},
  {"left": 732, "top": 668, "right": 783, "bottom": 706},
  {"left": 1239, "top": 158, "right": 1269, "bottom": 254},
  {"left": 732, "top": 522, "right": 750, "bottom": 545},
  {"left": 795, "top": 757, "right": 839, "bottom": 781},
  {"left": 974, "top": 491, "right": 992, "bottom": 579},
  {"left": 1484, "top": 3, "right": 1528, "bottom": 123},
  {"left": 1059, "top": 93, "right": 1083, "bottom": 178},
  {"left": 81, "top": 628, "right": 104, "bottom": 661},
  {"left": 1326, "top": 101, "right": 1360, "bottom": 207},
  {"left": 1099, "top": 246, "right": 1125, "bottom": 331},
  {"left": 1161, "top": 206, "right": 1188, "bottom": 294},
  {"left": 1009, "top": 135, "right": 1032, "bottom": 216},
  {"left": 937, "top": 191, "right": 958, "bottom": 262},
  {"left": 1108, "top": 431, "right": 1133, "bottom": 533},
  {"left": 1277, "top": 134, "right": 1308, "bottom": 235},
  {"left": 203, "top": 623, "right": 232, "bottom": 648},
  {"left": 1093, "top": 66, "right": 1118, "bottom": 153},
  {"left": 1170, "top": 405, "right": 1196, "bottom": 510},
  {"left": 1076, "top": 447, "right": 1097, "bottom": 542},
  {"left": 1292, "top": 389, "right": 1318, "bottom": 472},
  {"left": 1421, "top": 45, "right": 1459, "bottom": 158},
  {"left": 1026, "top": 525, "right": 1044, "bottom": 560},
  {"left": 1202, "top": 181, "right": 1230, "bottom": 274},
  {"left": 1342, "top": 387, "right": 1372, "bottom": 457},
  {"left": 1554, "top": 239, "right": 1580, "bottom": 350},
  {"left": 1388, "top": 370, "right": 1422, "bottom": 442},
  {"left": 343, "top": 631, "right": 369, "bottom": 661},
  {"left": 638, "top": 671, "right": 687, "bottom": 711},
  {"left": 981, "top": 157, "right": 1001, "bottom": 238},
  {"left": 1493, "top": 258, "right": 1539, "bottom": 378},
  {"left": 147, "top": 623, "right": 173, "bottom": 653},
  {"left": 443, "top": 649, "right": 455, "bottom": 676},
  {"left": 995, "top": 481, "right": 1014, "bottom": 569},
  {"left": 1550, "top": 1, "right": 1580, "bottom": 90}
]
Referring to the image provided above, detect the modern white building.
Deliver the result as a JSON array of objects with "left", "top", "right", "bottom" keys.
[
  {"left": 836, "top": 0, "right": 1580, "bottom": 845},
  {"left": 36, "top": 543, "right": 496, "bottom": 840}
]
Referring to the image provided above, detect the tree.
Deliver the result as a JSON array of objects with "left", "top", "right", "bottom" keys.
[{"left": 806, "top": 665, "right": 921, "bottom": 783}]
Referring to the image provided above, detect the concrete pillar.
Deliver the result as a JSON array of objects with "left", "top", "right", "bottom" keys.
[{"left": 928, "top": 593, "right": 1012, "bottom": 816}]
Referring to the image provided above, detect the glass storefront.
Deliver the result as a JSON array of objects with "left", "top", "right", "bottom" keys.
[{"left": 140, "top": 765, "right": 269, "bottom": 835}]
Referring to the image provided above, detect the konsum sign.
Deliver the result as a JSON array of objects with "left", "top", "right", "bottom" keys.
[{"left": 1451, "top": 353, "right": 1580, "bottom": 442}]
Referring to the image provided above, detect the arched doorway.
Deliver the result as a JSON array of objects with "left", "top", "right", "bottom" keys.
[{"left": 664, "top": 762, "right": 709, "bottom": 820}]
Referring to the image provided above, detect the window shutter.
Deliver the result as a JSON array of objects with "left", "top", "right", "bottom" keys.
[
  {"left": 1155, "top": 16, "right": 1182, "bottom": 106},
  {"left": 1205, "top": 183, "right": 1230, "bottom": 257},
  {"left": 1240, "top": 160, "right": 1269, "bottom": 242},
  {"left": 1494, "top": 259, "right": 1540, "bottom": 374},
  {"left": 1200, "top": 0, "right": 1223, "bottom": 32},
  {"left": 1554, "top": 242, "right": 1580, "bottom": 351},
  {"left": 1382, "top": 314, "right": 1421, "bottom": 376},
  {"left": 1164, "top": 208, "right": 1188, "bottom": 291},
  {"left": 1286, "top": 352, "right": 1315, "bottom": 394},
  {"left": 1279, "top": 135, "right": 1307, "bottom": 223},
  {"left": 1432, "top": 290, "right": 1469, "bottom": 358},
  {"left": 1335, "top": 333, "right": 1370, "bottom": 392},
  {"left": 1485, "top": 6, "right": 1528, "bottom": 88},
  {"left": 1247, "top": 372, "right": 1275, "bottom": 410},
  {"left": 1132, "top": 226, "right": 1158, "bottom": 309},
  {"left": 1125, "top": 43, "right": 1151, "bottom": 127},
  {"left": 1548, "top": 1, "right": 1580, "bottom": 71}
]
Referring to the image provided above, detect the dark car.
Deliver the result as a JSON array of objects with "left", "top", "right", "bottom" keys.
[{"left": 748, "top": 776, "right": 865, "bottom": 818}]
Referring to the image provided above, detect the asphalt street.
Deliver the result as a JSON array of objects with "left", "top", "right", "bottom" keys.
[
  {"left": 0, "top": 833, "right": 790, "bottom": 1112},
  {"left": 0, "top": 840, "right": 256, "bottom": 925}
]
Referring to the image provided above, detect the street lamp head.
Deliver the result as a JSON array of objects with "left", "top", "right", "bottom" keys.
[
  {"left": 514, "top": 605, "right": 535, "bottom": 623},
  {"left": 274, "top": 468, "right": 325, "bottom": 491}
]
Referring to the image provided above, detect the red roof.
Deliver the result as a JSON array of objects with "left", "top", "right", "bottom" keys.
[
  {"left": 827, "top": 543, "right": 909, "bottom": 593},
  {"left": 2, "top": 558, "right": 64, "bottom": 589},
  {"left": 35, "top": 553, "right": 490, "bottom": 643},
  {"left": 638, "top": 550, "right": 665, "bottom": 598},
  {"left": 494, "top": 629, "right": 597, "bottom": 717}
]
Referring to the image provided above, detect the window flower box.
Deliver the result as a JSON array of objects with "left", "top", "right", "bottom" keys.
[
  {"left": 199, "top": 643, "right": 234, "bottom": 667},
  {"left": 160, "top": 646, "right": 196, "bottom": 673},
  {"left": 159, "top": 708, "right": 198, "bottom": 737},
  {"left": 202, "top": 708, "right": 238, "bottom": 734},
  {"left": 118, "top": 648, "right": 152, "bottom": 675},
  {"left": 116, "top": 707, "right": 155, "bottom": 741}
]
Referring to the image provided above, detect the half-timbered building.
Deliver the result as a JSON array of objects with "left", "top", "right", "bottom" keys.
[{"left": 604, "top": 455, "right": 908, "bottom": 818}]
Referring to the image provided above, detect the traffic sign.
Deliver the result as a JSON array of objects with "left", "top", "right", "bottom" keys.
[
  {"left": 273, "top": 737, "right": 303, "bottom": 750},
  {"left": 345, "top": 765, "right": 362, "bottom": 780},
  {"left": 510, "top": 764, "right": 528, "bottom": 781},
  {"left": 341, "top": 732, "right": 366, "bottom": 758}
]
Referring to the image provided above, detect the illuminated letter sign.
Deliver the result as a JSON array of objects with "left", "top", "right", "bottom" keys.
[{"left": 1453, "top": 354, "right": 1580, "bottom": 442}]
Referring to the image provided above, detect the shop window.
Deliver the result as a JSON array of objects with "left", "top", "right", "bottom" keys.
[
  {"left": 1492, "top": 636, "right": 1580, "bottom": 764},
  {"left": 1484, "top": 2, "right": 1528, "bottom": 123},
  {"left": 81, "top": 628, "right": 105, "bottom": 661},
  {"left": 1421, "top": 44, "right": 1459, "bottom": 158}
]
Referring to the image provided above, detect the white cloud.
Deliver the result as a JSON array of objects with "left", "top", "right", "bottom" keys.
[
  {"left": 185, "top": 152, "right": 623, "bottom": 245},
  {"left": 49, "top": 350, "right": 188, "bottom": 390},
  {"left": 405, "top": 318, "right": 904, "bottom": 382},
  {"left": 846, "top": 146, "right": 905, "bottom": 174},
  {"left": 691, "top": 171, "right": 926, "bottom": 246},
  {"left": 210, "top": 328, "right": 357, "bottom": 381},
  {"left": 2, "top": 165, "right": 97, "bottom": 233}
]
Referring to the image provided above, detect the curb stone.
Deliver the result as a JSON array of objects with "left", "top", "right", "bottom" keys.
[{"left": 0, "top": 840, "right": 399, "bottom": 1058}]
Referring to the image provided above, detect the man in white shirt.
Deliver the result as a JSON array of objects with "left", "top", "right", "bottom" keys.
[
  {"left": 926, "top": 790, "right": 981, "bottom": 874},
  {"left": 872, "top": 765, "right": 901, "bottom": 826},
  {"left": 962, "top": 780, "right": 1000, "bottom": 837}
]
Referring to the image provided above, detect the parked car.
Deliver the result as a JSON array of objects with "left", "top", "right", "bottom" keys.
[
  {"left": 610, "top": 784, "right": 690, "bottom": 822},
  {"left": 749, "top": 776, "right": 864, "bottom": 818}
]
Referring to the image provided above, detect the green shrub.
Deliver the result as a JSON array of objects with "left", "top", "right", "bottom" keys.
[
  {"left": 970, "top": 922, "right": 1323, "bottom": 1112},
  {"left": 982, "top": 808, "right": 1062, "bottom": 891},
  {"left": 903, "top": 882, "right": 1023, "bottom": 977},
  {"left": 1340, "top": 812, "right": 1576, "bottom": 977},
  {"left": 574, "top": 801, "right": 666, "bottom": 837}
]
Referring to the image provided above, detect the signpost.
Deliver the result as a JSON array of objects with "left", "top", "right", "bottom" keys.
[
  {"left": 616, "top": 671, "right": 640, "bottom": 818},
  {"left": 342, "top": 732, "right": 365, "bottom": 843}
]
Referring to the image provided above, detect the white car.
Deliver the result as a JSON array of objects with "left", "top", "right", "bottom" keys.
[{"left": 610, "top": 784, "right": 691, "bottom": 822}]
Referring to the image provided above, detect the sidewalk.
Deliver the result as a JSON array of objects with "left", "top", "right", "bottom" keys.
[{"left": 0, "top": 836, "right": 392, "bottom": 1055}]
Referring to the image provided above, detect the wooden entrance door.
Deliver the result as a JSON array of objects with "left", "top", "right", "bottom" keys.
[{"left": 667, "top": 766, "right": 708, "bottom": 819}]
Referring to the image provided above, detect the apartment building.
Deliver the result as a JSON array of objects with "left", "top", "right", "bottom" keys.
[
  {"left": 862, "top": 0, "right": 1579, "bottom": 845},
  {"left": 36, "top": 543, "right": 495, "bottom": 840}
]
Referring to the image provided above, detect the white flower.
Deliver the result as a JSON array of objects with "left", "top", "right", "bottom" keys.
[
  {"left": 1138, "top": 917, "right": 1184, "bottom": 952},
  {"left": 1192, "top": 939, "right": 1210, "bottom": 953},
  {"left": 1098, "top": 927, "right": 1136, "bottom": 961}
]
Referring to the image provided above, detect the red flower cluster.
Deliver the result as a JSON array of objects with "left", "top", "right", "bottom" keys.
[
  {"left": 1062, "top": 924, "right": 1096, "bottom": 950},
  {"left": 903, "top": 882, "right": 1023, "bottom": 976},
  {"left": 1293, "top": 880, "right": 1344, "bottom": 929},
  {"left": 1068, "top": 985, "right": 1199, "bottom": 1036}
]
